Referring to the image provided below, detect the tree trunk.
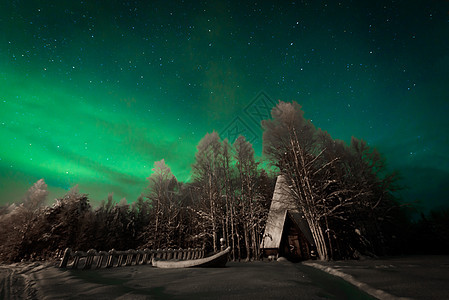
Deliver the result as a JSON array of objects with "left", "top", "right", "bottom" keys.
[
  {"left": 324, "top": 214, "right": 334, "bottom": 260},
  {"left": 251, "top": 225, "right": 258, "bottom": 260},
  {"left": 235, "top": 223, "right": 241, "bottom": 261},
  {"left": 244, "top": 222, "right": 251, "bottom": 261},
  {"left": 308, "top": 218, "right": 328, "bottom": 261},
  {"left": 223, "top": 196, "right": 229, "bottom": 250},
  {"left": 155, "top": 200, "right": 160, "bottom": 248},
  {"left": 209, "top": 174, "right": 217, "bottom": 253},
  {"left": 230, "top": 199, "right": 236, "bottom": 261}
]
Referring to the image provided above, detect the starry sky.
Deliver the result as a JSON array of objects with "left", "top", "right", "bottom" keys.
[{"left": 1, "top": 1, "right": 448, "bottom": 211}]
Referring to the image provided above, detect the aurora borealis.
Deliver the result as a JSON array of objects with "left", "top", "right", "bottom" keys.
[{"left": 1, "top": 1, "right": 448, "bottom": 210}]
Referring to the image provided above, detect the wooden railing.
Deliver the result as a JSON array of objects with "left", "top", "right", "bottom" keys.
[{"left": 59, "top": 247, "right": 205, "bottom": 269}]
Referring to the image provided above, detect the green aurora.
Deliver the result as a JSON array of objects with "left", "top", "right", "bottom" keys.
[{"left": 0, "top": 1, "right": 448, "bottom": 211}]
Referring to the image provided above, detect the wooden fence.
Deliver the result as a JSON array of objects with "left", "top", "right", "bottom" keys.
[{"left": 59, "top": 247, "right": 205, "bottom": 269}]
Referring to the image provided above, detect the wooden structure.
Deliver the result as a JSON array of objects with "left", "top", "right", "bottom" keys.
[
  {"left": 59, "top": 247, "right": 205, "bottom": 269},
  {"left": 152, "top": 246, "right": 230, "bottom": 268},
  {"left": 260, "top": 175, "right": 315, "bottom": 261}
]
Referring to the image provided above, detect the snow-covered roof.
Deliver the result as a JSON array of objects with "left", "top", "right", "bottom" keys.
[{"left": 261, "top": 175, "right": 313, "bottom": 249}]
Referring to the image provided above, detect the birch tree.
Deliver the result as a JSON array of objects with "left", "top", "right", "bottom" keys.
[
  {"left": 262, "top": 100, "right": 401, "bottom": 260},
  {"left": 144, "top": 159, "right": 179, "bottom": 248},
  {"left": 263, "top": 101, "right": 331, "bottom": 260},
  {"left": 191, "top": 132, "right": 223, "bottom": 252},
  {"left": 234, "top": 135, "right": 265, "bottom": 260}
]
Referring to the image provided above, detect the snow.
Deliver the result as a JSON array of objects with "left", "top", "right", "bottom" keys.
[{"left": 303, "top": 255, "right": 449, "bottom": 300}]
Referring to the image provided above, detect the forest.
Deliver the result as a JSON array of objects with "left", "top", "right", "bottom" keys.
[{"left": 1, "top": 101, "right": 448, "bottom": 263}]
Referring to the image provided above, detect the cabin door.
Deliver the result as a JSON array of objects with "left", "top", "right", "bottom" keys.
[{"left": 287, "top": 235, "right": 302, "bottom": 261}]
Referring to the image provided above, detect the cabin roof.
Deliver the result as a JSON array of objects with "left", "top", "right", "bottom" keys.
[{"left": 261, "top": 175, "right": 314, "bottom": 249}]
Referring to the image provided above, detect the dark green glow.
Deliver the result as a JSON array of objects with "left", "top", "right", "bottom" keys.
[{"left": 0, "top": 1, "right": 448, "bottom": 209}]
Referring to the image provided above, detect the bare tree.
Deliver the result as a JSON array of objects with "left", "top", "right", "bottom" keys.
[
  {"left": 0, "top": 179, "right": 49, "bottom": 261},
  {"left": 234, "top": 135, "right": 263, "bottom": 260},
  {"left": 262, "top": 101, "right": 402, "bottom": 260},
  {"left": 144, "top": 159, "right": 179, "bottom": 248},
  {"left": 263, "top": 101, "right": 331, "bottom": 260},
  {"left": 191, "top": 132, "right": 223, "bottom": 252},
  {"left": 190, "top": 132, "right": 269, "bottom": 259}
]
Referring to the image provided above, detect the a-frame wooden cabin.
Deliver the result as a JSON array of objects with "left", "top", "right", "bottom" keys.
[{"left": 260, "top": 175, "right": 315, "bottom": 261}]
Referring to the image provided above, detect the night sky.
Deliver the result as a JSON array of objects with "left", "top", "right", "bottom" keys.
[{"left": 1, "top": 1, "right": 448, "bottom": 211}]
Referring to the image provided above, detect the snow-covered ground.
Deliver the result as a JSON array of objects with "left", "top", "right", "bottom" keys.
[
  {"left": 0, "top": 260, "right": 372, "bottom": 299},
  {"left": 304, "top": 255, "right": 449, "bottom": 300},
  {"left": 1, "top": 256, "right": 447, "bottom": 299}
]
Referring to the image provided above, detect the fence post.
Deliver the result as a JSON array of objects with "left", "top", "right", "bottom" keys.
[
  {"left": 96, "top": 251, "right": 108, "bottom": 268},
  {"left": 125, "top": 250, "right": 136, "bottom": 266},
  {"left": 150, "top": 250, "right": 156, "bottom": 261},
  {"left": 125, "top": 250, "right": 131, "bottom": 266},
  {"left": 117, "top": 251, "right": 125, "bottom": 266},
  {"left": 106, "top": 249, "right": 116, "bottom": 268},
  {"left": 132, "top": 250, "right": 138, "bottom": 265},
  {"left": 186, "top": 248, "right": 192, "bottom": 260},
  {"left": 136, "top": 250, "right": 144, "bottom": 265},
  {"left": 142, "top": 249, "right": 150, "bottom": 264},
  {"left": 72, "top": 251, "right": 86, "bottom": 269},
  {"left": 161, "top": 249, "right": 168, "bottom": 260},
  {"left": 167, "top": 248, "right": 174, "bottom": 260},
  {"left": 59, "top": 248, "right": 71, "bottom": 268},
  {"left": 182, "top": 248, "right": 186, "bottom": 260},
  {"left": 83, "top": 249, "right": 96, "bottom": 269}
]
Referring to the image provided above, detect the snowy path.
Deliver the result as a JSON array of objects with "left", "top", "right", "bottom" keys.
[
  {"left": 0, "top": 263, "right": 42, "bottom": 299},
  {"left": 304, "top": 255, "right": 449, "bottom": 300}
]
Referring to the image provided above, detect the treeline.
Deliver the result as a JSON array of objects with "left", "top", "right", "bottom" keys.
[
  {"left": 0, "top": 181, "right": 151, "bottom": 262},
  {"left": 0, "top": 134, "right": 275, "bottom": 263},
  {"left": 2, "top": 100, "right": 440, "bottom": 263}
]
